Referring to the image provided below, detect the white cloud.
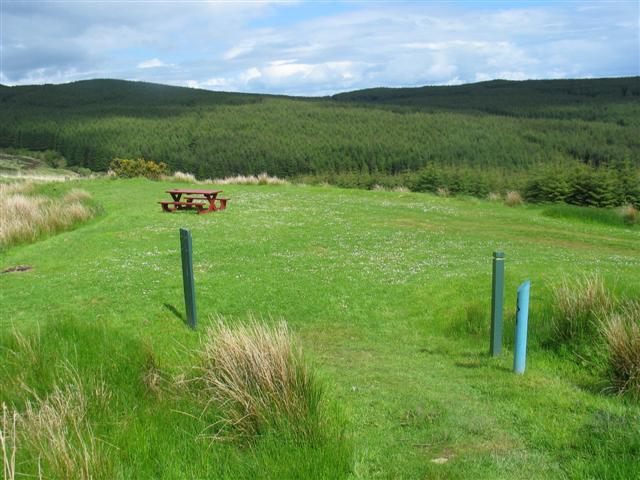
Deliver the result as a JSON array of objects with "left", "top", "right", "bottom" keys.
[
  {"left": 223, "top": 41, "right": 256, "bottom": 60},
  {"left": 239, "top": 67, "right": 262, "bottom": 84},
  {"left": 2, "top": 1, "right": 637, "bottom": 94},
  {"left": 137, "top": 58, "right": 171, "bottom": 69}
]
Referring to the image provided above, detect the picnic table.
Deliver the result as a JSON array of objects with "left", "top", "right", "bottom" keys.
[{"left": 158, "top": 189, "right": 228, "bottom": 214}]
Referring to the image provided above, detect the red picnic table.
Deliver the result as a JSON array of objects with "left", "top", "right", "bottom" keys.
[{"left": 158, "top": 189, "right": 229, "bottom": 214}]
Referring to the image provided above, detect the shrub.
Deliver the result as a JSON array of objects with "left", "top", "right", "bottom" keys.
[
  {"left": 109, "top": 158, "right": 168, "bottom": 180},
  {"left": 504, "top": 191, "right": 523, "bottom": 206},
  {"left": 552, "top": 274, "right": 614, "bottom": 343},
  {"left": 600, "top": 301, "right": 640, "bottom": 399},
  {"left": 196, "top": 319, "right": 323, "bottom": 441},
  {"left": 620, "top": 204, "right": 639, "bottom": 225}
]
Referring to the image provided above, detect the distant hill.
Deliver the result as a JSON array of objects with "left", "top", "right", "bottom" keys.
[
  {"left": 0, "top": 79, "right": 267, "bottom": 114},
  {"left": 0, "top": 78, "right": 638, "bottom": 193},
  {"left": 332, "top": 77, "right": 640, "bottom": 121}
]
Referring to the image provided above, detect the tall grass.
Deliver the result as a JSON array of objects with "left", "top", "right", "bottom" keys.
[
  {"left": 202, "top": 173, "right": 289, "bottom": 186},
  {"left": 159, "top": 171, "right": 288, "bottom": 185},
  {"left": 543, "top": 204, "right": 639, "bottom": 228},
  {"left": 20, "top": 379, "right": 103, "bottom": 480},
  {"left": 600, "top": 301, "right": 640, "bottom": 399},
  {"left": 1, "top": 319, "right": 351, "bottom": 477},
  {"left": 551, "top": 274, "right": 614, "bottom": 343},
  {"left": 161, "top": 171, "right": 197, "bottom": 183},
  {"left": 196, "top": 319, "right": 324, "bottom": 441},
  {"left": 1, "top": 404, "right": 18, "bottom": 480},
  {"left": 1, "top": 374, "right": 106, "bottom": 480},
  {"left": 547, "top": 275, "right": 640, "bottom": 399},
  {"left": 504, "top": 190, "right": 523, "bottom": 206},
  {"left": 0, "top": 182, "right": 94, "bottom": 248},
  {"left": 621, "top": 204, "right": 639, "bottom": 225}
]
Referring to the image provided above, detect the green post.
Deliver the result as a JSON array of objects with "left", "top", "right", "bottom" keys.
[
  {"left": 180, "top": 228, "right": 197, "bottom": 329},
  {"left": 490, "top": 251, "right": 505, "bottom": 356}
]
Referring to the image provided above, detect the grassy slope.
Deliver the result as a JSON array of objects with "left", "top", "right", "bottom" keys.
[
  {"left": 0, "top": 152, "right": 79, "bottom": 178},
  {"left": 1, "top": 179, "right": 639, "bottom": 478}
]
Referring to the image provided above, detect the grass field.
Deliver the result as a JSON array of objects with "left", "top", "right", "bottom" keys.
[{"left": 1, "top": 178, "right": 639, "bottom": 479}]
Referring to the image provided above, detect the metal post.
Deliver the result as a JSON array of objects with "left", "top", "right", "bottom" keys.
[
  {"left": 180, "top": 228, "right": 197, "bottom": 329},
  {"left": 490, "top": 251, "right": 505, "bottom": 356},
  {"left": 513, "top": 280, "right": 531, "bottom": 374}
]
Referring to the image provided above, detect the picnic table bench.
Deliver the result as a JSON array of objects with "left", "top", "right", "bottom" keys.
[{"left": 159, "top": 189, "right": 228, "bottom": 214}]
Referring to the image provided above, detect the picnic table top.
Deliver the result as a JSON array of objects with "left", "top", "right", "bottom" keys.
[{"left": 165, "top": 189, "right": 222, "bottom": 195}]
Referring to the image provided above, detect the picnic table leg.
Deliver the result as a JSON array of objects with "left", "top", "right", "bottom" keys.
[{"left": 201, "top": 195, "right": 216, "bottom": 213}]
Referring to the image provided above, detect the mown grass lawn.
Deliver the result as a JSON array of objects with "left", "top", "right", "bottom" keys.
[{"left": 1, "top": 178, "right": 639, "bottom": 479}]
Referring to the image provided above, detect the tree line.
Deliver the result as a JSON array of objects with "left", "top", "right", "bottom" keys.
[{"left": 0, "top": 78, "right": 638, "bottom": 207}]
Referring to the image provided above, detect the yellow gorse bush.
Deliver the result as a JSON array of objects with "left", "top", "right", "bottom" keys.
[{"left": 109, "top": 158, "right": 168, "bottom": 179}]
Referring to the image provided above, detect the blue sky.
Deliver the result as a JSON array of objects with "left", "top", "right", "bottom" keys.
[{"left": 1, "top": 1, "right": 638, "bottom": 95}]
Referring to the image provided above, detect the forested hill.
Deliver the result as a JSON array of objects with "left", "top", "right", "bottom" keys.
[
  {"left": 1, "top": 77, "right": 638, "bottom": 196},
  {"left": 0, "top": 79, "right": 266, "bottom": 112},
  {"left": 332, "top": 77, "right": 640, "bottom": 122}
]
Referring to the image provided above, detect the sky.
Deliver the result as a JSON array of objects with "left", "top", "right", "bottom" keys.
[{"left": 1, "top": 0, "right": 638, "bottom": 96}]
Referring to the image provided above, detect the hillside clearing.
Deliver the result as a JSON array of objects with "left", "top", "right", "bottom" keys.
[{"left": 1, "top": 179, "right": 639, "bottom": 479}]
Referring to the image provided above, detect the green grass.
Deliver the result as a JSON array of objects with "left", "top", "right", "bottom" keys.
[
  {"left": 1, "top": 178, "right": 639, "bottom": 478},
  {"left": 542, "top": 203, "right": 639, "bottom": 228}
]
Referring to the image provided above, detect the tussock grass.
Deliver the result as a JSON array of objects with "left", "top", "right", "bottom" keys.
[
  {"left": 436, "top": 187, "right": 450, "bottom": 197},
  {"left": 552, "top": 274, "right": 614, "bottom": 343},
  {"left": 487, "top": 192, "right": 502, "bottom": 201},
  {"left": 0, "top": 318, "right": 351, "bottom": 478},
  {"left": 601, "top": 301, "right": 640, "bottom": 399},
  {"left": 202, "top": 173, "right": 289, "bottom": 186},
  {"left": 1, "top": 371, "right": 106, "bottom": 480},
  {"left": 392, "top": 186, "right": 410, "bottom": 193},
  {"left": 504, "top": 190, "right": 523, "bottom": 206},
  {"left": 548, "top": 275, "right": 640, "bottom": 399},
  {"left": 1, "top": 404, "right": 18, "bottom": 480},
  {"left": 621, "top": 203, "right": 639, "bottom": 225},
  {"left": 20, "top": 379, "right": 102, "bottom": 480},
  {"left": 0, "top": 183, "right": 93, "bottom": 248},
  {"left": 160, "top": 170, "right": 288, "bottom": 186},
  {"left": 196, "top": 319, "right": 324, "bottom": 441},
  {"left": 161, "top": 171, "right": 197, "bottom": 183},
  {"left": 63, "top": 188, "right": 93, "bottom": 202}
]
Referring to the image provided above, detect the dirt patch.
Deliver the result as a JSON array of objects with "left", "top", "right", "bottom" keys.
[{"left": 1, "top": 265, "right": 33, "bottom": 274}]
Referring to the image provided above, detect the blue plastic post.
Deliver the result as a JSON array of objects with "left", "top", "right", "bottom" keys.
[{"left": 513, "top": 280, "right": 530, "bottom": 374}]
